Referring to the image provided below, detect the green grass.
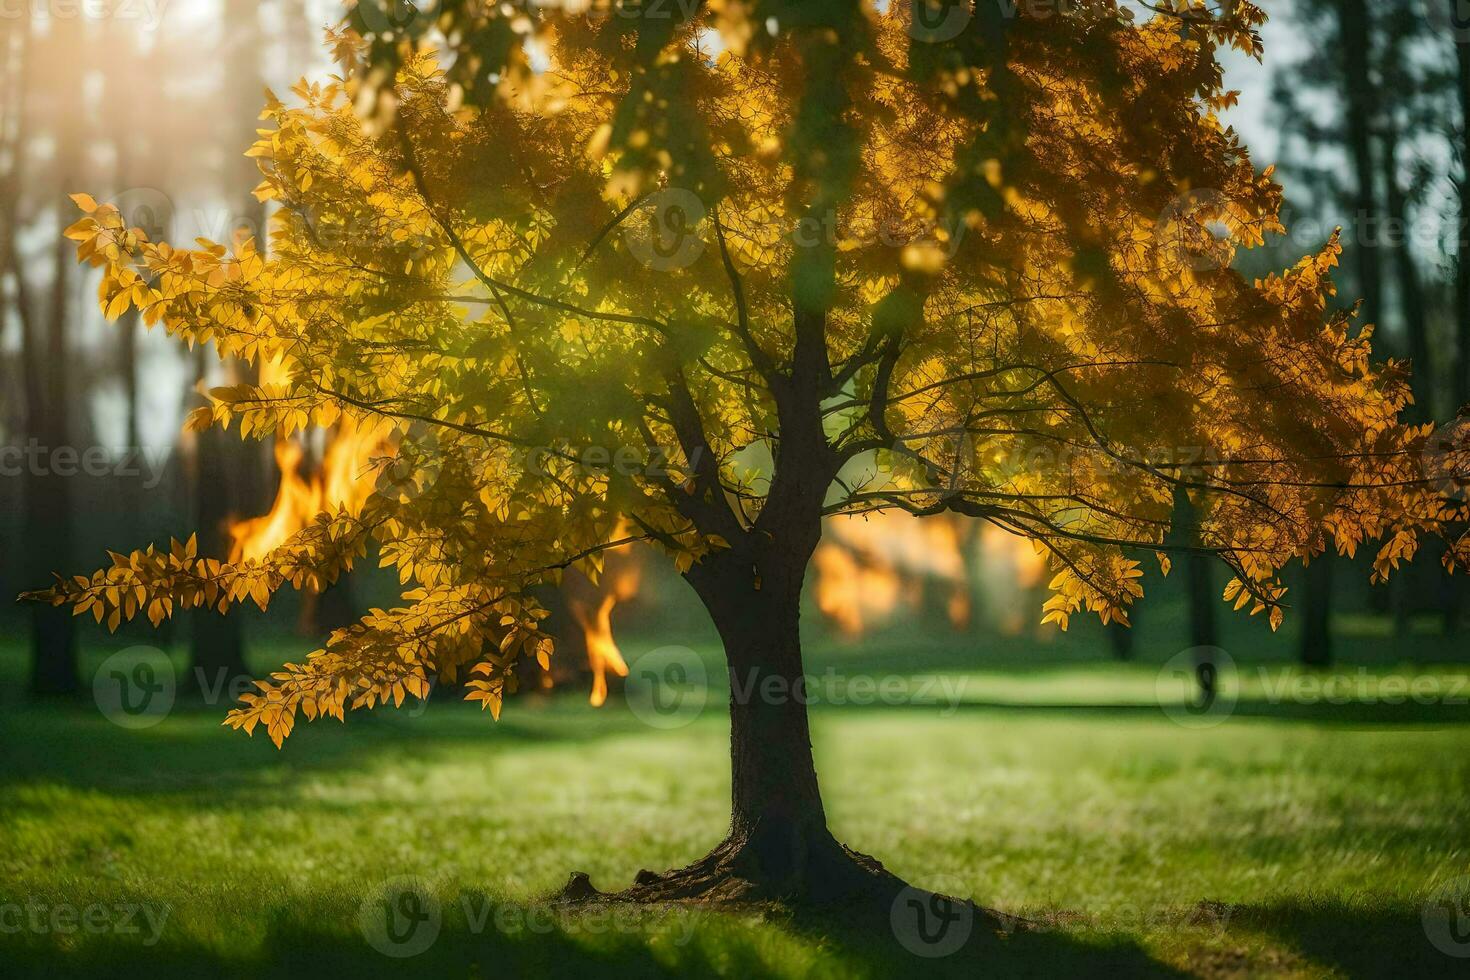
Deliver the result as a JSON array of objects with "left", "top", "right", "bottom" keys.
[{"left": 1, "top": 634, "right": 1468, "bottom": 978}]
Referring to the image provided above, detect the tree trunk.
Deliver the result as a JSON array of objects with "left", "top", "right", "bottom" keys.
[
  {"left": 301, "top": 577, "right": 359, "bottom": 636},
  {"left": 1457, "top": 9, "right": 1470, "bottom": 413},
  {"left": 1174, "top": 483, "right": 1217, "bottom": 696},
  {"left": 1379, "top": 69, "right": 1425, "bottom": 639},
  {"left": 1185, "top": 552, "right": 1218, "bottom": 700},
  {"left": 1187, "top": 552, "right": 1216, "bottom": 649},
  {"left": 1107, "top": 620, "right": 1133, "bottom": 661},
  {"left": 1381, "top": 121, "right": 1430, "bottom": 416},
  {"left": 555, "top": 550, "right": 996, "bottom": 924},
  {"left": 24, "top": 229, "right": 79, "bottom": 696},
  {"left": 1447, "top": 14, "right": 1470, "bottom": 635},
  {"left": 712, "top": 578, "right": 830, "bottom": 883},
  {"left": 1286, "top": 0, "right": 1373, "bottom": 673},
  {"left": 1300, "top": 558, "right": 1334, "bottom": 667},
  {"left": 584, "top": 561, "right": 861, "bottom": 904},
  {"left": 186, "top": 349, "right": 250, "bottom": 696},
  {"left": 15, "top": 11, "right": 80, "bottom": 696},
  {"left": 183, "top": 0, "right": 270, "bottom": 695},
  {"left": 1340, "top": 0, "right": 1382, "bottom": 332}
]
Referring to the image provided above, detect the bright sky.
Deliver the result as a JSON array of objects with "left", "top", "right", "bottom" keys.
[{"left": 1218, "top": 12, "right": 1292, "bottom": 166}]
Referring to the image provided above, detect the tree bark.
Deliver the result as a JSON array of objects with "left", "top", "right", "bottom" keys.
[
  {"left": 184, "top": 0, "right": 271, "bottom": 694},
  {"left": 1107, "top": 619, "right": 1133, "bottom": 661},
  {"left": 1379, "top": 42, "right": 1426, "bottom": 639},
  {"left": 22, "top": 15, "right": 80, "bottom": 696},
  {"left": 186, "top": 349, "right": 250, "bottom": 695},
  {"left": 706, "top": 573, "right": 830, "bottom": 884},
  {"left": 1186, "top": 552, "right": 1218, "bottom": 701},
  {"left": 25, "top": 218, "right": 80, "bottom": 696},
  {"left": 1382, "top": 122, "right": 1430, "bottom": 416},
  {"left": 1448, "top": 16, "right": 1470, "bottom": 635},
  {"left": 1300, "top": 558, "right": 1334, "bottom": 667},
  {"left": 557, "top": 546, "right": 960, "bottom": 913},
  {"left": 1340, "top": 0, "right": 1382, "bottom": 332},
  {"left": 1457, "top": 10, "right": 1470, "bottom": 412},
  {"left": 1287, "top": 0, "right": 1374, "bottom": 661},
  {"left": 1187, "top": 552, "right": 1216, "bottom": 649}
]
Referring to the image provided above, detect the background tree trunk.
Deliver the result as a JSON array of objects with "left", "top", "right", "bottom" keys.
[
  {"left": 1381, "top": 102, "right": 1430, "bottom": 411},
  {"left": 1340, "top": 0, "right": 1383, "bottom": 331},
  {"left": 1187, "top": 552, "right": 1217, "bottom": 650},
  {"left": 23, "top": 222, "right": 81, "bottom": 695},
  {"left": 1293, "top": 0, "right": 1380, "bottom": 665},
  {"left": 22, "top": 17, "right": 80, "bottom": 696},
  {"left": 1187, "top": 553, "right": 1218, "bottom": 701},
  {"left": 1458, "top": 7, "right": 1470, "bottom": 414},
  {"left": 1379, "top": 19, "right": 1428, "bottom": 640},
  {"left": 186, "top": 0, "right": 271, "bottom": 693},
  {"left": 1449, "top": 17, "right": 1470, "bottom": 636},
  {"left": 187, "top": 350, "right": 251, "bottom": 695},
  {"left": 1300, "top": 559, "right": 1335, "bottom": 667},
  {"left": 1107, "top": 619, "right": 1134, "bottom": 661}
]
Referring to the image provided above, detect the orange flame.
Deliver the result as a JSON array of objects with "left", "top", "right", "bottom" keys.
[
  {"left": 976, "top": 522, "right": 1048, "bottom": 635},
  {"left": 229, "top": 438, "right": 312, "bottom": 562},
  {"left": 566, "top": 545, "right": 643, "bottom": 706},
  {"left": 228, "top": 383, "right": 650, "bottom": 705},
  {"left": 228, "top": 415, "right": 390, "bottom": 563},
  {"left": 811, "top": 540, "right": 903, "bottom": 638},
  {"left": 813, "top": 511, "right": 1047, "bottom": 638}
]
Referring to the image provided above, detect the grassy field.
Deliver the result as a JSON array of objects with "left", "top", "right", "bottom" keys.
[{"left": 1, "top": 631, "right": 1468, "bottom": 979}]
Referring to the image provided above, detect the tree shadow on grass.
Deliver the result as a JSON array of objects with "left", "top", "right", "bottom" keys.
[
  {"left": 0, "top": 694, "right": 671, "bottom": 799},
  {"left": 0, "top": 896, "right": 1190, "bottom": 980},
  {"left": 844, "top": 697, "right": 1470, "bottom": 728},
  {"left": 1228, "top": 899, "right": 1466, "bottom": 979},
  {"left": 782, "top": 908, "right": 1191, "bottom": 980}
]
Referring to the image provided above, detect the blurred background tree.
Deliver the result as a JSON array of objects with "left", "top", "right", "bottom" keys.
[
  {"left": 1, "top": 1, "right": 333, "bottom": 694},
  {"left": 1266, "top": 0, "right": 1470, "bottom": 659}
]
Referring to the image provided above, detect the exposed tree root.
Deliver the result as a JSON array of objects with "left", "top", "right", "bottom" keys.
[{"left": 551, "top": 830, "right": 1022, "bottom": 949}]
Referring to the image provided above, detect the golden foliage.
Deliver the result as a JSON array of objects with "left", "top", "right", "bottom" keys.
[{"left": 31, "top": 2, "right": 1466, "bottom": 742}]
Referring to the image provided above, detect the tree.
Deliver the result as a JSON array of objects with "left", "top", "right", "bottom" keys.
[
  {"left": 1448, "top": 1, "right": 1470, "bottom": 633},
  {"left": 12, "top": 13, "right": 82, "bottom": 695},
  {"left": 1377, "top": 4, "right": 1442, "bottom": 639},
  {"left": 1274, "top": 0, "right": 1388, "bottom": 664},
  {"left": 29, "top": 3, "right": 1468, "bottom": 911},
  {"left": 103, "top": 13, "right": 152, "bottom": 546},
  {"left": 186, "top": 0, "right": 275, "bottom": 693},
  {"left": 1456, "top": 1, "right": 1470, "bottom": 412},
  {"left": 1268, "top": 0, "right": 1457, "bottom": 654},
  {"left": 1273, "top": 0, "right": 1467, "bottom": 641}
]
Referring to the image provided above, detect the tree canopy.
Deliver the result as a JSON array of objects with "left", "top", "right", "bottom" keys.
[{"left": 31, "top": 1, "right": 1466, "bottom": 746}]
